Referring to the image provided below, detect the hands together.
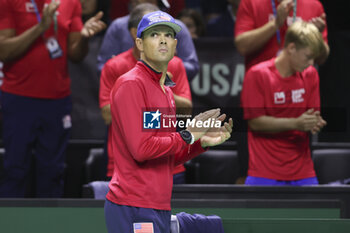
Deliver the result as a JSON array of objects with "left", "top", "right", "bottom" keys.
[
  {"left": 297, "top": 108, "right": 327, "bottom": 134},
  {"left": 275, "top": 0, "right": 294, "bottom": 28},
  {"left": 186, "top": 109, "right": 233, "bottom": 148},
  {"left": 275, "top": 0, "right": 326, "bottom": 33},
  {"left": 40, "top": 1, "right": 106, "bottom": 37},
  {"left": 40, "top": 1, "right": 60, "bottom": 31}
]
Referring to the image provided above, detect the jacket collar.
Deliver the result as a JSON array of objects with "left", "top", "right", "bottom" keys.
[{"left": 139, "top": 60, "right": 176, "bottom": 87}]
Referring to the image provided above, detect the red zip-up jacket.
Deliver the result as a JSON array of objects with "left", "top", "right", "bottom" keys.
[{"left": 106, "top": 61, "right": 205, "bottom": 210}]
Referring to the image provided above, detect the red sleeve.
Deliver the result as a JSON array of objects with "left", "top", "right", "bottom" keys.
[
  {"left": 99, "top": 60, "right": 120, "bottom": 108},
  {"left": 317, "top": 1, "right": 328, "bottom": 43},
  {"left": 322, "top": 24, "right": 328, "bottom": 44},
  {"left": 235, "top": 0, "right": 256, "bottom": 37},
  {"left": 70, "top": 0, "right": 83, "bottom": 32},
  {"left": 306, "top": 67, "right": 321, "bottom": 111},
  {"left": 0, "top": 0, "right": 14, "bottom": 30},
  {"left": 111, "top": 79, "right": 189, "bottom": 162},
  {"left": 169, "top": 57, "right": 192, "bottom": 100},
  {"left": 174, "top": 140, "right": 207, "bottom": 166},
  {"left": 241, "top": 68, "right": 266, "bottom": 119}
]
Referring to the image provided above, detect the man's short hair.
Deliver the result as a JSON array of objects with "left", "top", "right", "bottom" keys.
[
  {"left": 284, "top": 21, "right": 326, "bottom": 58},
  {"left": 128, "top": 3, "right": 159, "bottom": 30}
]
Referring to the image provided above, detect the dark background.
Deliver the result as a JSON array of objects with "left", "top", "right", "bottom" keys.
[{"left": 318, "top": 0, "right": 350, "bottom": 142}]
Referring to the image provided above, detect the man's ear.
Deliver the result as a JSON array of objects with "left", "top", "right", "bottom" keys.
[
  {"left": 171, "top": 39, "right": 178, "bottom": 56},
  {"left": 286, "top": 42, "right": 296, "bottom": 54},
  {"left": 135, "top": 38, "right": 143, "bottom": 52},
  {"left": 129, "top": 28, "right": 137, "bottom": 40}
]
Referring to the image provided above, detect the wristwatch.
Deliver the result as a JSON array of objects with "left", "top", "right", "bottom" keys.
[{"left": 179, "top": 130, "right": 195, "bottom": 145}]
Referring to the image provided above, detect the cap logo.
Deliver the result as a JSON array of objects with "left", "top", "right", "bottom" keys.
[
  {"left": 148, "top": 14, "right": 171, "bottom": 25},
  {"left": 137, "top": 11, "right": 181, "bottom": 38},
  {"left": 159, "top": 15, "right": 171, "bottom": 21}
]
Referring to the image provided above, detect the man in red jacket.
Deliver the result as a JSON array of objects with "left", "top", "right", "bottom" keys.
[
  {"left": 104, "top": 10, "right": 233, "bottom": 233},
  {"left": 99, "top": 3, "right": 192, "bottom": 182}
]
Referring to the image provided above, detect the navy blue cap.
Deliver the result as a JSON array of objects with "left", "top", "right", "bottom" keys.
[{"left": 137, "top": 11, "right": 182, "bottom": 38}]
